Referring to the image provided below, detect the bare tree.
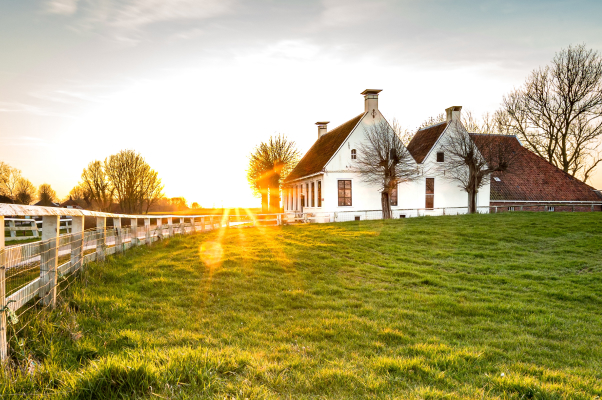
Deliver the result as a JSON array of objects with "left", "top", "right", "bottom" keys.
[
  {"left": 0, "top": 163, "right": 22, "bottom": 199},
  {"left": 417, "top": 113, "right": 446, "bottom": 130},
  {"left": 139, "top": 167, "right": 164, "bottom": 214},
  {"left": 247, "top": 135, "right": 299, "bottom": 212},
  {"left": 498, "top": 44, "right": 602, "bottom": 182},
  {"left": 355, "top": 120, "right": 419, "bottom": 219},
  {"left": 436, "top": 122, "right": 518, "bottom": 213},
  {"left": 81, "top": 161, "right": 114, "bottom": 212},
  {"left": 14, "top": 178, "right": 36, "bottom": 205},
  {"left": 37, "top": 183, "right": 57, "bottom": 206},
  {"left": 69, "top": 183, "right": 93, "bottom": 209},
  {"left": 105, "top": 150, "right": 163, "bottom": 214}
]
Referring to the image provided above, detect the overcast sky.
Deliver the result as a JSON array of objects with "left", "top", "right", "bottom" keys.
[{"left": 1, "top": 0, "right": 601, "bottom": 207}]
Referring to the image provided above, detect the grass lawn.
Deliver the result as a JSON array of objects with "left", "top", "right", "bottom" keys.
[{"left": 2, "top": 212, "right": 602, "bottom": 399}]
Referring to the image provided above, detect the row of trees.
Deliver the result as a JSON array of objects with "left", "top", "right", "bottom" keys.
[
  {"left": 0, "top": 162, "right": 55, "bottom": 205},
  {"left": 72, "top": 150, "right": 164, "bottom": 214}
]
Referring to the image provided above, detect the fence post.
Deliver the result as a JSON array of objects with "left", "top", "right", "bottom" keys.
[
  {"left": 277, "top": 214, "right": 282, "bottom": 226},
  {"left": 113, "top": 218, "right": 122, "bottom": 253},
  {"left": 226, "top": 215, "right": 230, "bottom": 229},
  {"left": 0, "top": 215, "right": 7, "bottom": 361},
  {"left": 8, "top": 220, "right": 16, "bottom": 238},
  {"left": 180, "top": 218, "right": 185, "bottom": 234},
  {"left": 201, "top": 217, "right": 205, "bottom": 232},
  {"left": 32, "top": 219, "right": 39, "bottom": 237},
  {"left": 144, "top": 218, "right": 151, "bottom": 245},
  {"left": 168, "top": 217, "right": 173, "bottom": 237},
  {"left": 191, "top": 217, "right": 196, "bottom": 233},
  {"left": 40, "top": 216, "right": 59, "bottom": 307},
  {"left": 70, "top": 216, "right": 84, "bottom": 274},
  {"left": 129, "top": 218, "right": 136, "bottom": 246},
  {"left": 96, "top": 217, "right": 106, "bottom": 262}
]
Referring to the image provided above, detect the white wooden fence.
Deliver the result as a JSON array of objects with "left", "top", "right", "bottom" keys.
[{"left": 0, "top": 204, "right": 281, "bottom": 361}]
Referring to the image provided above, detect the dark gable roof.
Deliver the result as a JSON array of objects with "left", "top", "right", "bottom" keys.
[
  {"left": 406, "top": 121, "right": 449, "bottom": 164},
  {"left": 471, "top": 134, "right": 602, "bottom": 202},
  {"left": 285, "top": 113, "right": 365, "bottom": 182}
]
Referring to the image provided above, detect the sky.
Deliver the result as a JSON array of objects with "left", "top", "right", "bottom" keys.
[{"left": 1, "top": 0, "right": 601, "bottom": 208}]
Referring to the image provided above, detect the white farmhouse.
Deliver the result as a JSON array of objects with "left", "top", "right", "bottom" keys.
[{"left": 282, "top": 89, "right": 490, "bottom": 221}]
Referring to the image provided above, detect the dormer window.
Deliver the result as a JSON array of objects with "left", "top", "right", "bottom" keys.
[
  {"left": 436, "top": 152, "right": 444, "bottom": 162},
  {"left": 351, "top": 149, "right": 357, "bottom": 159}
]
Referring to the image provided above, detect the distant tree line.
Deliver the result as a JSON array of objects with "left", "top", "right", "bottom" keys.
[{"left": 1, "top": 149, "right": 198, "bottom": 214}]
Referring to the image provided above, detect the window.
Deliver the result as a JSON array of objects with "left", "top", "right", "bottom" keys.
[
  {"left": 351, "top": 149, "right": 357, "bottom": 159},
  {"left": 317, "top": 181, "right": 322, "bottom": 207},
  {"left": 425, "top": 178, "right": 434, "bottom": 209},
  {"left": 311, "top": 182, "right": 315, "bottom": 207},
  {"left": 494, "top": 177, "right": 501, "bottom": 182},
  {"left": 508, "top": 206, "right": 515, "bottom": 211},
  {"left": 436, "top": 152, "right": 444, "bottom": 162},
  {"left": 547, "top": 206, "right": 555, "bottom": 212},
  {"left": 338, "top": 180, "right": 352, "bottom": 206},
  {"left": 306, "top": 183, "right": 309, "bottom": 207},
  {"left": 354, "top": 216, "right": 360, "bottom": 221},
  {"left": 390, "top": 186, "right": 398, "bottom": 206}
]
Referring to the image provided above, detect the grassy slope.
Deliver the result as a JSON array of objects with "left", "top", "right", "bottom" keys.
[{"left": 2, "top": 212, "right": 602, "bottom": 399}]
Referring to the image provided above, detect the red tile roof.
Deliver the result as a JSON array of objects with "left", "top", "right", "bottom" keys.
[
  {"left": 284, "top": 113, "right": 365, "bottom": 183},
  {"left": 471, "top": 134, "right": 602, "bottom": 202},
  {"left": 406, "top": 121, "right": 449, "bottom": 163}
]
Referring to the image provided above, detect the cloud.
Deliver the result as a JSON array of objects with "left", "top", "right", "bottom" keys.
[
  {"left": 54, "top": 0, "right": 237, "bottom": 43},
  {"left": 45, "top": 0, "right": 79, "bottom": 15},
  {"left": 0, "top": 102, "right": 74, "bottom": 118}
]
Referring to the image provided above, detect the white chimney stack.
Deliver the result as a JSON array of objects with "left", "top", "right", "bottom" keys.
[
  {"left": 316, "top": 121, "right": 329, "bottom": 138},
  {"left": 445, "top": 106, "right": 462, "bottom": 122},
  {"left": 361, "top": 89, "right": 382, "bottom": 114}
]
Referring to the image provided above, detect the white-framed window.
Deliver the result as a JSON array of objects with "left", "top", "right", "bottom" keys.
[
  {"left": 547, "top": 206, "right": 555, "bottom": 212},
  {"left": 508, "top": 206, "right": 515, "bottom": 211},
  {"left": 351, "top": 149, "right": 357, "bottom": 159}
]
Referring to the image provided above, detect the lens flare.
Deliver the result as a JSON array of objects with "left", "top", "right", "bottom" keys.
[{"left": 199, "top": 241, "right": 223, "bottom": 267}]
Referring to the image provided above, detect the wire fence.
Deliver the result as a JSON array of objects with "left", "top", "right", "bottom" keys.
[
  {"left": 284, "top": 202, "right": 602, "bottom": 223},
  {"left": 0, "top": 207, "right": 285, "bottom": 361}
]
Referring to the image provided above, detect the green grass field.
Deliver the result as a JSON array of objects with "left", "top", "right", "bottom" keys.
[{"left": 2, "top": 212, "right": 602, "bottom": 399}]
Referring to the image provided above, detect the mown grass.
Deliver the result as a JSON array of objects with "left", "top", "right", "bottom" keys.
[{"left": 1, "top": 212, "right": 601, "bottom": 399}]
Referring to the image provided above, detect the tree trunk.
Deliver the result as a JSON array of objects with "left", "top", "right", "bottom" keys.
[
  {"left": 468, "top": 190, "right": 477, "bottom": 214},
  {"left": 269, "top": 188, "right": 280, "bottom": 213},
  {"left": 381, "top": 191, "right": 392, "bottom": 219},
  {"left": 260, "top": 188, "right": 268, "bottom": 213}
]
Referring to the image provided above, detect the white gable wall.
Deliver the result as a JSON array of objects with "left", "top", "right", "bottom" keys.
[{"left": 420, "top": 122, "right": 491, "bottom": 213}]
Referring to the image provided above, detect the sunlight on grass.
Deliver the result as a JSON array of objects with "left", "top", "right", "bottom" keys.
[{"left": 1, "top": 212, "right": 602, "bottom": 399}]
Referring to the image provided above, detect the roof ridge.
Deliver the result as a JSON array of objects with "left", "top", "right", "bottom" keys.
[
  {"left": 321, "top": 112, "right": 366, "bottom": 137},
  {"left": 417, "top": 121, "right": 447, "bottom": 131}
]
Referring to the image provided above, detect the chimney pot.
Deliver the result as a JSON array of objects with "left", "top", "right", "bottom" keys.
[
  {"left": 361, "top": 89, "right": 382, "bottom": 114},
  {"left": 316, "top": 121, "right": 330, "bottom": 138}
]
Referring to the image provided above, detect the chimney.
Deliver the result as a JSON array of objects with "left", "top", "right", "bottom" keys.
[
  {"left": 316, "top": 121, "right": 329, "bottom": 138},
  {"left": 361, "top": 89, "right": 382, "bottom": 115},
  {"left": 445, "top": 106, "right": 462, "bottom": 122}
]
